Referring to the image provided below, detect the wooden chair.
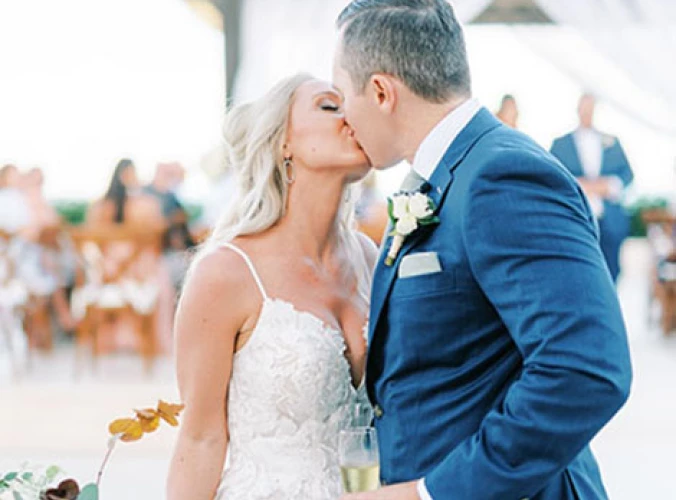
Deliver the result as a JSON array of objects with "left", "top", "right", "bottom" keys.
[
  {"left": 641, "top": 209, "right": 676, "bottom": 335},
  {"left": 68, "top": 223, "right": 166, "bottom": 374}
]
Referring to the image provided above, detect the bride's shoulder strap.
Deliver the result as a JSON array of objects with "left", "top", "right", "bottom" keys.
[{"left": 222, "top": 242, "right": 268, "bottom": 300}]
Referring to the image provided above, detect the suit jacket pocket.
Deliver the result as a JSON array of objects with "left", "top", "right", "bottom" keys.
[{"left": 392, "top": 268, "right": 455, "bottom": 299}]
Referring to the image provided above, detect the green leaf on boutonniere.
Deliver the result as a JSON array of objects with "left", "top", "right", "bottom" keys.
[
  {"left": 387, "top": 198, "right": 394, "bottom": 221},
  {"left": 419, "top": 216, "right": 441, "bottom": 226}
]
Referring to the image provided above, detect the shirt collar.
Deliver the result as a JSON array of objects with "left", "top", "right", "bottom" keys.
[{"left": 411, "top": 98, "right": 482, "bottom": 180}]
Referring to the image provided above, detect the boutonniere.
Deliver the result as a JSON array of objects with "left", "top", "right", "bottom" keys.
[{"left": 385, "top": 192, "right": 440, "bottom": 266}]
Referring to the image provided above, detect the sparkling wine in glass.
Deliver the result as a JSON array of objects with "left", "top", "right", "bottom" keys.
[{"left": 339, "top": 426, "right": 380, "bottom": 493}]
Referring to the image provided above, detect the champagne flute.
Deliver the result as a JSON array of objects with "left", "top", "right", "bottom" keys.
[
  {"left": 351, "top": 402, "right": 374, "bottom": 428},
  {"left": 338, "top": 426, "right": 380, "bottom": 493}
]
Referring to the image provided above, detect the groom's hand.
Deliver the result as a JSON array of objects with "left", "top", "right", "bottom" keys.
[{"left": 340, "top": 480, "right": 421, "bottom": 500}]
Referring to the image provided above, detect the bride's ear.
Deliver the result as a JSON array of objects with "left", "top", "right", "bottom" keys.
[{"left": 369, "top": 74, "right": 397, "bottom": 114}]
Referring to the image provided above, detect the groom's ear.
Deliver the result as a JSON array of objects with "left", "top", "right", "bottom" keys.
[{"left": 369, "top": 74, "right": 397, "bottom": 114}]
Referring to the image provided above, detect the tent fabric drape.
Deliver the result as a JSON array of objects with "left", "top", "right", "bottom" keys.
[{"left": 231, "top": 0, "right": 676, "bottom": 136}]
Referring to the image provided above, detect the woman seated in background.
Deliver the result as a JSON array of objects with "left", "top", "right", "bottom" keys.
[
  {"left": 17, "top": 167, "right": 77, "bottom": 347},
  {"left": 77, "top": 159, "right": 175, "bottom": 354},
  {"left": 88, "top": 158, "right": 162, "bottom": 225},
  {"left": 1, "top": 164, "right": 76, "bottom": 349}
]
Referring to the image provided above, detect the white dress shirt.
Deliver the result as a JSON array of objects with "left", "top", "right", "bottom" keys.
[
  {"left": 573, "top": 127, "right": 603, "bottom": 179},
  {"left": 411, "top": 98, "right": 482, "bottom": 181},
  {"left": 572, "top": 127, "right": 624, "bottom": 217},
  {"left": 410, "top": 97, "right": 481, "bottom": 500}
]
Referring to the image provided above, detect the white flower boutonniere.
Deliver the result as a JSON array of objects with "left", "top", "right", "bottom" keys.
[{"left": 385, "top": 192, "right": 440, "bottom": 266}]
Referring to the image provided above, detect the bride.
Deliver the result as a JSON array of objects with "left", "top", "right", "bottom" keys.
[{"left": 167, "top": 73, "right": 377, "bottom": 499}]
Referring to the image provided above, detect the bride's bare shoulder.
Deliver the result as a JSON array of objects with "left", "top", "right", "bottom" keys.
[{"left": 183, "top": 244, "right": 260, "bottom": 304}]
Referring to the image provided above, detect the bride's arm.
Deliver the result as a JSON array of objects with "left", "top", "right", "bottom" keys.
[{"left": 167, "top": 250, "right": 253, "bottom": 500}]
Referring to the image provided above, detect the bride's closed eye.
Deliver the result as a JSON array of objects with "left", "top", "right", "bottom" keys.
[{"left": 320, "top": 102, "right": 340, "bottom": 112}]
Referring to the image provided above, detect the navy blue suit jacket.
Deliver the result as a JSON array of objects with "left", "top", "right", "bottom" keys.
[
  {"left": 550, "top": 132, "right": 633, "bottom": 241},
  {"left": 367, "top": 110, "right": 632, "bottom": 499}
]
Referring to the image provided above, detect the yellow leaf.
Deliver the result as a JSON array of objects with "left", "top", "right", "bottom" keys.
[
  {"left": 108, "top": 418, "right": 137, "bottom": 435},
  {"left": 119, "top": 420, "right": 143, "bottom": 442},
  {"left": 135, "top": 408, "right": 159, "bottom": 420},
  {"left": 135, "top": 409, "right": 161, "bottom": 433},
  {"left": 157, "top": 400, "right": 185, "bottom": 427},
  {"left": 109, "top": 417, "right": 143, "bottom": 441}
]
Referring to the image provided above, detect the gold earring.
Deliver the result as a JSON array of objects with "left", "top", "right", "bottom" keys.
[{"left": 283, "top": 158, "right": 295, "bottom": 184}]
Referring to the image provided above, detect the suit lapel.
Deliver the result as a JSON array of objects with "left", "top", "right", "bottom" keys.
[{"left": 368, "top": 108, "right": 501, "bottom": 343}]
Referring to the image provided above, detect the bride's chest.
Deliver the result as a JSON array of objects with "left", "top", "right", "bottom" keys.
[{"left": 229, "top": 299, "right": 356, "bottom": 411}]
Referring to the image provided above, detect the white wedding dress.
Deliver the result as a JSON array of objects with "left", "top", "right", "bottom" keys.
[{"left": 215, "top": 243, "right": 369, "bottom": 500}]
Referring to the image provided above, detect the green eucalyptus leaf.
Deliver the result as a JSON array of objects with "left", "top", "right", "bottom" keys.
[
  {"left": 77, "top": 483, "right": 100, "bottom": 500},
  {"left": 45, "top": 466, "right": 60, "bottom": 481},
  {"left": 21, "top": 472, "right": 33, "bottom": 481},
  {"left": 387, "top": 198, "right": 394, "bottom": 221},
  {"left": 3, "top": 472, "right": 18, "bottom": 482},
  {"left": 13, "top": 491, "right": 24, "bottom": 500}
]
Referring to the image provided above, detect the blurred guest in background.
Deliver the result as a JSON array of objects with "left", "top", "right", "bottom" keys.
[
  {"left": 16, "top": 167, "right": 76, "bottom": 345},
  {"left": 144, "top": 162, "right": 195, "bottom": 290},
  {"left": 80, "top": 158, "right": 174, "bottom": 353},
  {"left": 145, "top": 162, "right": 186, "bottom": 221},
  {"left": 551, "top": 93, "right": 634, "bottom": 282},
  {"left": 0, "top": 164, "right": 31, "bottom": 356},
  {"left": 0, "top": 164, "right": 31, "bottom": 234},
  {"left": 88, "top": 158, "right": 162, "bottom": 225},
  {"left": 495, "top": 94, "right": 519, "bottom": 129},
  {"left": 21, "top": 167, "right": 60, "bottom": 238}
]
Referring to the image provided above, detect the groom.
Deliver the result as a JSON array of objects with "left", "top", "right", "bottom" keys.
[{"left": 333, "top": 1, "right": 631, "bottom": 499}]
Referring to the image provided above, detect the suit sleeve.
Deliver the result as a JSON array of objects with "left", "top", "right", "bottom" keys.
[
  {"left": 549, "top": 138, "right": 562, "bottom": 159},
  {"left": 549, "top": 138, "right": 574, "bottom": 177},
  {"left": 613, "top": 139, "right": 634, "bottom": 186},
  {"left": 424, "top": 151, "right": 632, "bottom": 499}
]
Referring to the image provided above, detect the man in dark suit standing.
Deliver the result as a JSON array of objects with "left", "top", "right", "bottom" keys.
[
  {"left": 334, "top": 2, "right": 631, "bottom": 499},
  {"left": 551, "top": 94, "right": 634, "bottom": 283}
]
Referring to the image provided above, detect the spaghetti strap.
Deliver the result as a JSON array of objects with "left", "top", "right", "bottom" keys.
[{"left": 223, "top": 243, "right": 268, "bottom": 300}]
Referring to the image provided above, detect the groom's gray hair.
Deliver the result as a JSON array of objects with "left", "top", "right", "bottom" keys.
[{"left": 336, "top": 0, "right": 471, "bottom": 103}]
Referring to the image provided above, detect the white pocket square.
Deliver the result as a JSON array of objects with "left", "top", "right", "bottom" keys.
[{"left": 398, "top": 252, "right": 442, "bottom": 278}]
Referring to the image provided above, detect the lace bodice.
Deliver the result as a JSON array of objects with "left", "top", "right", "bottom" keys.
[{"left": 215, "top": 244, "right": 369, "bottom": 500}]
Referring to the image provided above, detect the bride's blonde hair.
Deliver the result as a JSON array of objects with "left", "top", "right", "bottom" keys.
[{"left": 200, "top": 73, "right": 371, "bottom": 302}]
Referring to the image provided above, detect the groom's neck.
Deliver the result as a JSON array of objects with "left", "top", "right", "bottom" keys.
[{"left": 397, "top": 94, "right": 470, "bottom": 164}]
